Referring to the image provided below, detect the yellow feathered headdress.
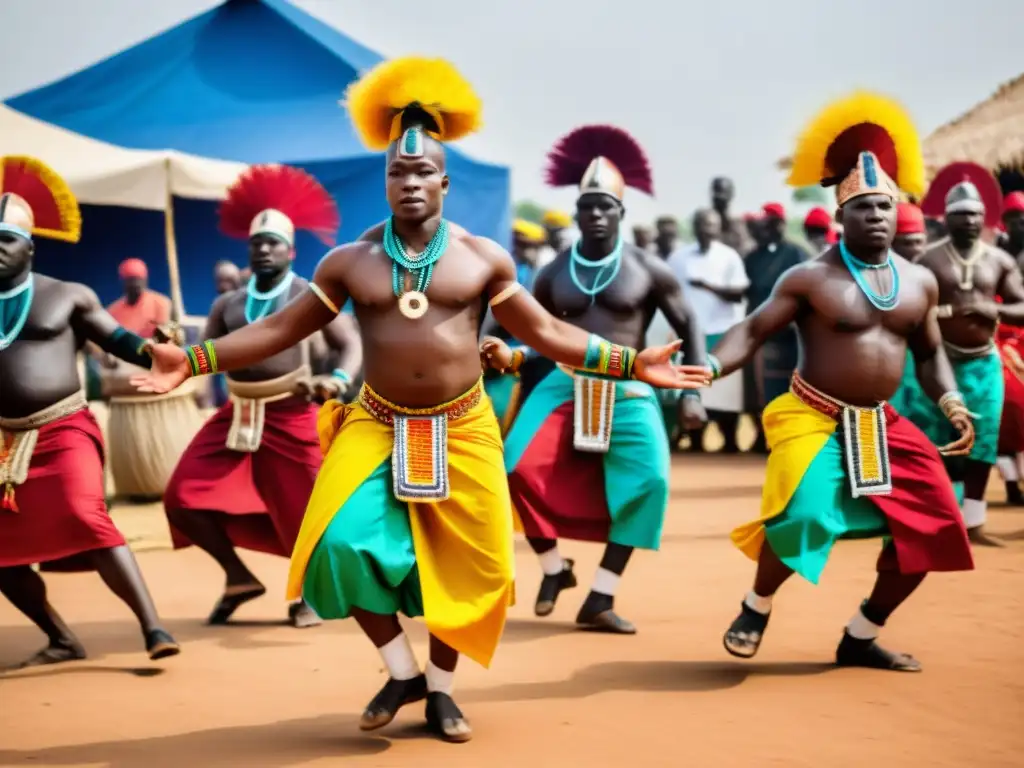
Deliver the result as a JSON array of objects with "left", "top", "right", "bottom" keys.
[
  {"left": 786, "top": 91, "right": 925, "bottom": 206},
  {"left": 344, "top": 56, "right": 483, "bottom": 153}
]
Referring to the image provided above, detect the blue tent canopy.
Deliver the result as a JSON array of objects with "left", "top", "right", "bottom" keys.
[{"left": 8, "top": 0, "right": 510, "bottom": 313}]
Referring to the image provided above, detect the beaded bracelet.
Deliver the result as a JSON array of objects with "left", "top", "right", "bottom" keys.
[
  {"left": 507, "top": 348, "right": 526, "bottom": 375},
  {"left": 706, "top": 353, "right": 723, "bottom": 380},
  {"left": 582, "top": 334, "right": 637, "bottom": 379},
  {"left": 185, "top": 340, "right": 218, "bottom": 377}
]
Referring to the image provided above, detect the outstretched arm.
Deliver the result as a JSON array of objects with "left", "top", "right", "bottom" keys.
[
  {"left": 706, "top": 264, "right": 806, "bottom": 378},
  {"left": 321, "top": 311, "right": 363, "bottom": 382},
  {"left": 645, "top": 254, "right": 705, "bottom": 365},
  {"left": 481, "top": 238, "right": 708, "bottom": 389},
  {"left": 70, "top": 284, "right": 155, "bottom": 369}
]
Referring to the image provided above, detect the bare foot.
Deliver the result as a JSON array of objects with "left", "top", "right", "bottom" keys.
[
  {"left": 968, "top": 527, "right": 1005, "bottom": 548},
  {"left": 207, "top": 582, "right": 267, "bottom": 624},
  {"left": 10, "top": 639, "right": 86, "bottom": 670},
  {"left": 288, "top": 600, "right": 322, "bottom": 629}
]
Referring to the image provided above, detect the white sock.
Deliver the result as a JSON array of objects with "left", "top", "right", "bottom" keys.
[
  {"left": 591, "top": 567, "right": 621, "bottom": 597},
  {"left": 744, "top": 590, "right": 773, "bottom": 616},
  {"left": 846, "top": 609, "right": 882, "bottom": 640},
  {"left": 378, "top": 633, "right": 420, "bottom": 681},
  {"left": 962, "top": 498, "right": 987, "bottom": 529},
  {"left": 538, "top": 547, "right": 565, "bottom": 577},
  {"left": 997, "top": 456, "right": 1019, "bottom": 482},
  {"left": 425, "top": 660, "right": 454, "bottom": 694}
]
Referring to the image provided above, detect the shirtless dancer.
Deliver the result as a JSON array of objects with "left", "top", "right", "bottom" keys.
[
  {"left": 993, "top": 192, "right": 1024, "bottom": 503},
  {"left": 496, "top": 124, "right": 706, "bottom": 633},
  {"left": 163, "top": 165, "right": 362, "bottom": 627},
  {"left": 899, "top": 168, "right": 1024, "bottom": 545},
  {"left": 0, "top": 156, "right": 179, "bottom": 666},
  {"left": 133, "top": 58, "right": 707, "bottom": 742},
  {"left": 712, "top": 94, "right": 975, "bottom": 671}
]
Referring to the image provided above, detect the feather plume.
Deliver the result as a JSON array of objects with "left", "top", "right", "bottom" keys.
[
  {"left": 920, "top": 162, "right": 1003, "bottom": 228},
  {"left": 0, "top": 155, "right": 81, "bottom": 243},
  {"left": 218, "top": 164, "right": 340, "bottom": 246},
  {"left": 544, "top": 125, "right": 654, "bottom": 195},
  {"left": 786, "top": 91, "right": 924, "bottom": 200},
  {"left": 344, "top": 57, "right": 483, "bottom": 151}
]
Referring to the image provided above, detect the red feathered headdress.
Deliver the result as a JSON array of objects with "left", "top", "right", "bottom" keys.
[
  {"left": 218, "top": 164, "right": 340, "bottom": 247},
  {"left": 545, "top": 125, "right": 653, "bottom": 201},
  {"left": 920, "top": 162, "right": 1002, "bottom": 229},
  {"left": 0, "top": 156, "right": 81, "bottom": 243}
]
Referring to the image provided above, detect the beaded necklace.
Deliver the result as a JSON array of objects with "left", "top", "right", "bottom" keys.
[
  {"left": 570, "top": 234, "right": 624, "bottom": 303},
  {"left": 245, "top": 270, "right": 295, "bottom": 324},
  {"left": 0, "top": 274, "right": 34, "bottom": 351},
  {"left": 839, "top": 239, "right": 900, "bottom": 311},
  {"left": 384, "top": 217, "right": 450, "bottom": 319}
]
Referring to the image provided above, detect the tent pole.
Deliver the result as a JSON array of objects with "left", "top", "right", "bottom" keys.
[{"left": 163, "top": 157, "right": 185, "bottom": 322}]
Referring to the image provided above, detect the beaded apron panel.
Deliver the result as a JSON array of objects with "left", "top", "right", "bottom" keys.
[
  {"left": 840, "top": 405, "right": 892, "bottom": 497},
  {"left": 393, "top": 414, "right": 450, "bottom": 502},
  {"left": 573, "top": 374, "right": 615, "bottom": 454}
]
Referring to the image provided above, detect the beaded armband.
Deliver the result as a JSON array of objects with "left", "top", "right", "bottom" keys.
[
  {"left": 706, "top": 353, "right": 723, "bottom": 381},
  {"left": 185, "top": 340, "right": 219, "bottom": 377},
  {"left": 938, "top": 391, "right": 969, "bottom": 420},
  {"left": 507, "top": 348, "right": 527, "bottom": 375},
  {"left": 582, "top": 334, "right": 637, "bottom": 380}
]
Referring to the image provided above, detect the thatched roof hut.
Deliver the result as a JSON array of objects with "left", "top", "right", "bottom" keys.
[{"left": 776, "top": 74, "right": 1024, "bottom": 182}]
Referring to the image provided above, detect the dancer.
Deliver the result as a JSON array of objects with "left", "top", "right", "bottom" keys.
[
  {"left": 162, "top": 164, "right": 361, "bottom": 628},
  {"left": 712, "top": 93, "right": 975, "bottom": 671},
  {"left": 500, "top": 124, "right": 706, "bottom": 634},
  {"left": 131, "top": 58, "right": 708, "bottom": 742},
  {"left": 0, "top": 155, "right": 179, "bottom": 666},
  {"left": 901, "top": 164, "right": 1020, "bottom": 545},
  {"left": 995, "top": 192, "right": 1024, "bottom": 503}
]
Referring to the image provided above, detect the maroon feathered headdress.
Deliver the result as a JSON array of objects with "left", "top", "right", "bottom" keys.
[
  {"left": 544, "top": 124, "right": 654, "bottom": 201},
  {"left": 920, "top": 162, "right": 1003, "bottom": 229},
  {"left": 219, "top": 164, "right": 340, "bottom": 247}
]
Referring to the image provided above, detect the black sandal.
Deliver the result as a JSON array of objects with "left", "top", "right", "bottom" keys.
[
  {"left": 723, "top": 601, "right": 770, "bottom": 659},
  {"left": 425, "top": 691, "right": 472, "bottom": 743},
  {"left": 835, "top": 632, "right": 921, "bottom": 672},
  {"left": 359, "top": 674, "right": 427, "bottom": 731},
  {"left": 534, "top": 558, "right": 577, "bottom": 617},
  {"left": 146, "top": 629, "right": 181, "bottom": 660},
  {"left": 575, "top": 607, "right": 637, "bottom": 634},
  {"left": 207, "top": 584, "right": 267, "bottom": 625}
]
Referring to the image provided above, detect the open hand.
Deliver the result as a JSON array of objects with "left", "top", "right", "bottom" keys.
[
  {"left": 129, "top": 342, "right": 190, "bottom": 394},
  {"left": 480, "top": 336, "right": 514, "bottom": 371},
  {"left": 633, "top": 340, "right": 713, "bottom": 389},
  {"left": 938, "top": 412, "right": 975, "bottom": 457}
]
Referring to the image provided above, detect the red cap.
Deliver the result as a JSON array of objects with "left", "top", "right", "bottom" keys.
[
  {"left": 803, "top": 206, "right": 831, "bottom": 229},
  {"left": 825, "top": 228, "right": 840, "bottom": 245},
  {"left": 762, "top": 202, "right": 786, "bottom": 220},
  {"left": 896, "top": 203, "right": 925, "bottom": 235},
  {"left": 1004, "top": 191, "right": 1024, "bottom": 214},
  {"left": 118, "top": 258, "right": 148, "bottom": 280}
]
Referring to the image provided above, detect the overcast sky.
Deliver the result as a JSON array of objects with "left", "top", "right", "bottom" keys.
[{"left": 2, "top": 0, "right": 1021, "bottom": 226}]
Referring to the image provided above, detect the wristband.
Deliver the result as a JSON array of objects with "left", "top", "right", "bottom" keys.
[
  {"left": 185, "top": 340, "right": 219, "bottom": 377},
  {"left": 331, "top": 368, "right": 351, "bottom": 385},
  {"left": 507, "top": 348, "right": 526, "bottom": 375},
  {"left": 706, "top": 353, "right": 723, "bottom": 380},
  {"left": 582, "top": 334, "right": 637, "bottom": 380},
  {"left": 109, "top": 327, "right": 153, "bottom": 369},
  {"left": 938, "top": 390, "right": 968, "bottom": 419}
]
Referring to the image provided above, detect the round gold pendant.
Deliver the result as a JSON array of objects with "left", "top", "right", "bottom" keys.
[{"left": 398, "top": 291, "right": 429, "bottom": 319}]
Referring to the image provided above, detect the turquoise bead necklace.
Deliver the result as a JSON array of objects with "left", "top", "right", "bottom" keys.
[
  {"left": 0, "top": 274, "right": 34, "bottom": 351},
  {"left": 570, "top": 233, "right": 624, "bottom": 303},
  {"left": 839, "top": 239, "right": 900, "bottom": 311},
  {"left": 245, "top": 270, "right": 295, "bottom": 324},
  {"left": 384, "top": 217, "right": 450, "bottom": 318}
]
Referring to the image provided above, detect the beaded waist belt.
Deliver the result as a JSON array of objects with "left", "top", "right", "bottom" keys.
[
  {"left": 790, "top": 373, "right": 892, "bottom": 498},
  {"left": 359, "top": 379, "right": 483, "bottom": 503},
  {"left": 1, "top": 391, "right": 88, "bottom": 511},
  {"left": 223, "top": 366, "right": 311, "bottom": 453}
]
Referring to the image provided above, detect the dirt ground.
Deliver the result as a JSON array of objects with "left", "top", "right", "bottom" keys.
[{"left": 1, "top": 452, "right": 1022, "bottom": 768}]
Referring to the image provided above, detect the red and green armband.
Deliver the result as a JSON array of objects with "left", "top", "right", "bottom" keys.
[
  {"left": 580, "top": 334, "right": 637, "bottom": 380},
  {"left": 185, "top": 340, "right": 219, "bottom": 377}
]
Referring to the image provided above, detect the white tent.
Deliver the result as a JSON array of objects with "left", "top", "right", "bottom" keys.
[{"left": 0, "top": 105, "right": 248, "bottom": 315}]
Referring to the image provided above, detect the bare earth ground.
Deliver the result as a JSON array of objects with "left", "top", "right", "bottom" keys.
[{"left": 1, "top": 449, "right": 1023, "bottom": 768}]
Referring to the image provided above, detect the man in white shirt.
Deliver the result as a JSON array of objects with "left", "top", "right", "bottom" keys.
[{"left": 667, "top": 209, "right": 749, "bottom": 452}]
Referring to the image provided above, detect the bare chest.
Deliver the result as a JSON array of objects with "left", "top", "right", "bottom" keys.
[
  {"left": 925, "top": 249, "right": 1002, "bottom": 300},
  {"left": 807, "top": 271, "right": 926, "bottom": 335},
  {"left": 547, "top": 258, "right": 652, "bottom": 318},
  {"left": 345, "top": 245, "right": 492, "bottom": 312},
  {"left": 221, "top": 281, "right": 306, "bottom": 333},
  {"left": 4, "top": 286, "right": 76, "bottom": 344}
]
